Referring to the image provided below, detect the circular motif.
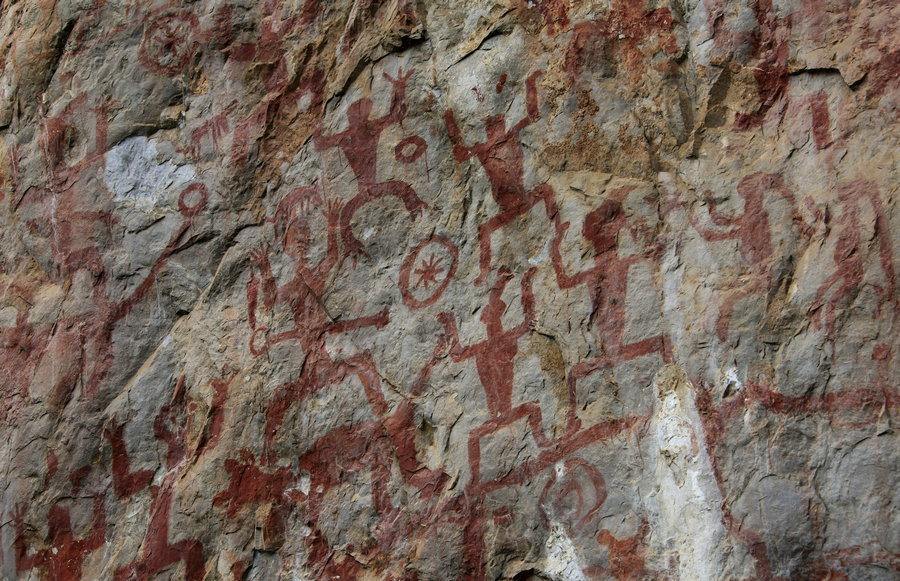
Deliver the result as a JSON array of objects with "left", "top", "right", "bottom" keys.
[
  {"left": 178, "top": 183, "right": 208, "bottom": 217},
  {"left": 538, "top": 458, "right": 607, "bottom": 534},
  {"left": 250, "top": 327, "right": 269, "bottom": 357},
  {"left": 394, "top": 135, "right": 427, "bottom": 163},
  {"left": 138, "top": 11, "right": 199, "bottom": 76},
  {"left": 399, "top": 235, "right": 459, "bottom": 310}
]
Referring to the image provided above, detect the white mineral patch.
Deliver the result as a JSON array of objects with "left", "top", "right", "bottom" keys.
[
  {"left": 543, "top": 523, "right": 588, "bottom": 581},
  {"left": 104, "top": 136, "right": 195, "bottom": 207}
]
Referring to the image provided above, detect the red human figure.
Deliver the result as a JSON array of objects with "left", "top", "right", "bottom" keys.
[
  {"left": 247, "top": 189, "right": 389, "bottom": 460},
  {"left": 551, "top": 197, "right": 670, "bottom": 428},
  {"left": 811, "top": 179, "right": 897, "bottom": 340},
  {"left": 443, "top": 71, "right": 559, "bottom": 285},
  {"left": 113, "top": 477, "right": 205, "bottom": 581},
  {"left": 689, "top": 172, "right": 812, "bottom": 341},
  {"left": 437, "top": 267, "right": 552, "bottom": 489},
  {"left": 12, "top": 497, "right": 107, "bottom": 581},
  {"left": 314, "top": 68, "right": 427, "bottom": 261},
  {"left": 103, "top": 418, "right": 154, "bottom": 499}
]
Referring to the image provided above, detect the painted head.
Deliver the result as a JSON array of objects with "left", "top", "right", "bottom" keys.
[
  {"left": 347, "top": 98, "right": 374, "bottom": 125},
  {"left": 583, "top": 199, "right": 625, "bottom": 254}
]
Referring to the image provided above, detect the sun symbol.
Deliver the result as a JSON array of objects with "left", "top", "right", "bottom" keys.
[{"left": 414, "top": 253, "right": 444, "bottom": 289}]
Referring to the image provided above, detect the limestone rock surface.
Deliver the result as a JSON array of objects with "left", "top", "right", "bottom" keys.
[{"left": 0, "top": 0, "right": 898, "bottom": 579}]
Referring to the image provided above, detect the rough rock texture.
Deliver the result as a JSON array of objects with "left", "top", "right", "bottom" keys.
[{"left": 1, "top": 0, "right": 898, "bottom": 579}]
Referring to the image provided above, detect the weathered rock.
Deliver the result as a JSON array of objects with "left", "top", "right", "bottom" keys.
[{"left": 0, "top": 0, "right": 898, "bottom": 579}]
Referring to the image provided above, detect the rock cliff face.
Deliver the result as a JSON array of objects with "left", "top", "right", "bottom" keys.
[{"left": 1, "top": 0, "right": 898, "bottom": 579}]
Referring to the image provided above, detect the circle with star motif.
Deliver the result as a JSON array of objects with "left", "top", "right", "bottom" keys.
[
  {"left": 138, "top": 10, "right": 199, "bottom": 76},
  {"left": 399, "top": 235, "right": 458, "bottom": 309}
]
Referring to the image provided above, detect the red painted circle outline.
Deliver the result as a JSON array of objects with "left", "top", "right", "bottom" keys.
[
  {"left": 179, "top": 183, "right": 208, "bottom": 217},
  {"left": 394, "top": 135, "right": 427, "bottom": 163},
  {"left": 250, "top": 327, "right": 269, "bottom": 356},
  {"left": 399, "top": 235, "right": 458, "bottom": 310}
]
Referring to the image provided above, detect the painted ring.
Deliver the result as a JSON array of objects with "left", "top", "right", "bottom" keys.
[
  {"left": 394, "top": 135, "right": 427, "bottom": 163},
  {"left": 179, "top": 183, "right": 208, "bottom": 217},
  {"left": 249, "top": 327, "right": 269, "bottom": 356}
]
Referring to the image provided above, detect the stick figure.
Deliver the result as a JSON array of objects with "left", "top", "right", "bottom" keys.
[
  {"left": 437, "top": 267, "right": 552, "bottom": 488},
  {"left": 811, "top": 179, "right": 897, "bottom": 340},
  {"left": 443, "top": 71, "right": 559, "bottom": 285},
  {"left": 314, "top": 68, "right": 427, "bottom": 261},
  {"left": 246, "top": 188, "right": 389, "bottom": 460},
  {"left": 689, "top": 172, "right": 812, "bottom": 341},
  {"left": 551, "top": 197, "right": 670, "bottom": 430}
]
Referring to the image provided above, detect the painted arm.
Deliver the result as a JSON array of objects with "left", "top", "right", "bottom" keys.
[
  {"left": 443, "top": 109, "right": 474, "bottom": 162},
  {"left": 512, "top": 267, "right": 537, "bottom": 337},
  {"left": 249, "top": 244, "right": 277, "bottom": 310},
  {"left": 312, "top": 123, "right": 342, "bottom": 151},
  {"left": 436, "top": 312, "right": 477, "bottom": 361},
  {"left": 689, "top": 193, "right": 738, "bottom": 241},
  {"left": 12, "top": 503, "right": 34, "bottom": 572},
  {"left": 863, "top": 183, "right": 898, "bottom": 303},
  {"left": 511, "top": 70, "right": 542, "bottom": 133},
  {"left": 550, "top": 221, "right": 592, "bottom": 289},
  {"left": 83, "top": 496, "right": 107, "bottom": 552},
  {"left": 315, "top": 198, "right": 344, "bottom": 279},
  {"left": 326, "top": 309, "right": 390, "bottom": 334}
]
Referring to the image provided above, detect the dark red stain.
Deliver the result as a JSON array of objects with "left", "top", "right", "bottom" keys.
[
  {"left": 496, "top": 74, "right": 507, "bottom": 93},
  {"left": 477, "top": 415, "right": 646, "bottom": 496},
  {"left": 42, "top": 450, "right": 59, "bottom": 492},
  {"left": 565, "top": 0, "right": 680, "bottom": 87},
  {"left": 183, "top": 102, "right": 236, "bottom": 160},
  {"left": 314, "top": 68, "right": 427, "bottom": 262},
  {"left": 103, "top": 418, "right": 154, "bottom": 499},
  {"left": 113, "top": 478, "right": 205, "bottom": 581},
  {"left": 866, "top": 48, "right": 900, "bottom": 101},
  {"left": 443, "top": 71, "right": 559, "bottom": 285},
  {"left": 586, "top": 518, "right": 652, "bottom": 579},
  {"left": 689, "top": 172, "right": 812, "bottom": 341},
  {"left": 38, "top": 92, "right": 109, "bottom": 190},
  {"left": 808, "top": 91, "right": 832, "bottom": 149},
  {"left": 246, "top": 188, "right": 390, "bottom": 461},
  {"left": 521, "top": 0, "right": 570, "bottom": 36},
  {"left": 13, "top": 497, "right": 106, "bottom": 581},
  {"left": 213, "top": 449, "right": 298, "bottom": 518},
  {"left": 213, "top": 449, "right": 299, "bottom": 546},
  {"left": 692, "top": 370, "right": 900, "bottom": 581},
  {"left": 733, "top": 0, "right": 791, "bottom": 130},
  {"left": 799, "top": 543, "right": 900, "bottom": 578},
  {"left": 551, "top": 190, "right": 670, "bottom": 408},
  {"left": 0, "top": 282, "right": 52, "bottom": 417},
  {"left": 68, "top": 465, "right": 92, "bottom": 495}
]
